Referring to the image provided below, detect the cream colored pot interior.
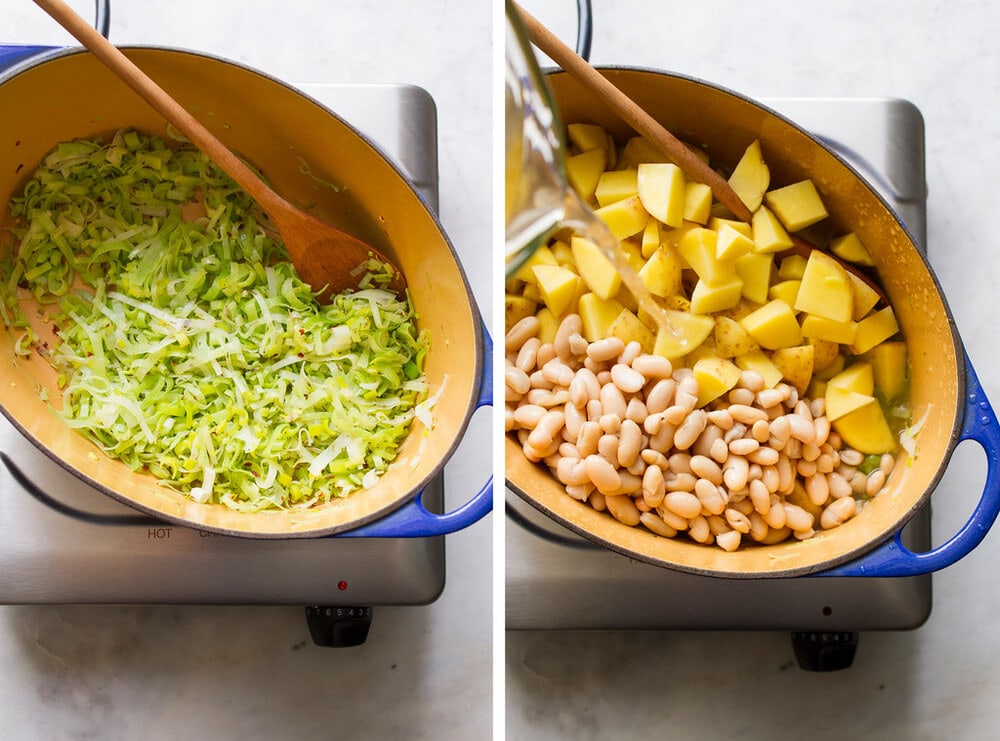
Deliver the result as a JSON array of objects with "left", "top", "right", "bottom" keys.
[
  {"left": 0, "top": 48, "right": 481, "bottom": 537},
  {"left": 507, "top": 68, "right": 962, "bottom": 577}
]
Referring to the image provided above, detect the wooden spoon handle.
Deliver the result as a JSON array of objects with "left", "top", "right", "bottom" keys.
[
  {"left": 33, "top": 0, "right": 292, "bottom": 216},
  {"left": 511, "top": 2, "right": 753, "bottom": 223}
]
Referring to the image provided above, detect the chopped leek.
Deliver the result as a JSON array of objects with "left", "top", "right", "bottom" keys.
[{"left": 1, "top": 129, "right": 429, "bottom": 512}]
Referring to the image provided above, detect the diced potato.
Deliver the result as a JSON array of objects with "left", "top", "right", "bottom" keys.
[
  {"left": 653, "top": 311, "right": 715, "bottom": 359},
  {"left": 608, "top": 308, "right": 655, "bottom": 353},
  {"left": 808, "top": 338, "right": 841, "bottom": 372},
  {"left": 640, "top": 219, "right": 661, "bottom": 259},
  {"left": 714, "top": 316, "right": 758, "bottom": 358},
  {"left": 800, "top": 314, "right": 858, "bottom": 345},
  {"left": 768, "top": 280, "right": 801, "bottom": 307},
  {"left": 505, "top": 294, "right": 537, "bottom": 331},
  {"left": 521, "top": 281, "right": 542, "bottom": 303},
  {"left": 708, "top": 217, "right": 753, "bottom": 239},
  {"left": 595, "top": 195, "right": 648, "bottom": 240},
  {"left": 618, "top": 239, "right": 646, "bottom": 273},
  {"left": 828, "top": 362, "right": 875, "bottom": 395},
  {"left": 846, "top": 272, "right": 881, "bottom": 321},
  {"left": 734, "top": 349, "right": 783, "bottom": 388},
  {"left": 571, "top": 237, "right": 621, "bottom": 300},
  {"left": 739, "top": 300, "right": 802, "bottom": 350},
  {"left": 867, "top": 341, "right": 908, "bottom": 399},
  {"left": 638, "top": 245, "right": 684, "bottom": 297},
  {"left": 690, "top": 276, "right": 743, "bottom": 314},
  {"left": 734, "top": 252, "right": 773, "bottom": 304},
  {"left": 637, "top": 163, "right": 687, "bottom": 227},
  {"left": 794, "top": 251, "right": 854, "bottom": 323},
  {"left": 764, "top": 180, "right": 829, "bottom": 231},
  {"left": 618, "top": 137, "right": 672, "bottom": 169},
  {"left": 578, "top": 293, "right": 626, "bottom": 342},
  {"left": 830, "top": 232, "right": 875, "bottom": 266},
  {"left": 595, "top": 169, "right": 639, "bottom": 207},
  {"left": 751, "top": 205, "right": 794, "bottom": 253},
  {"left": 727, "top": 139, "right": 770, "bottom": 212},
  {"left": 567, "top": 122, "right": 609, "bottom": 153},
  {"left": 770, "top": 344, "right": 814, "bottom": 395},
  {"left": 532, "top": 264, "right": 580, "bottom": 318},
  {"left": 814, "top": 353, "right": 846, "bottom": 381},
  {"left": 693, "top": 356, "right": 743, "bottom": 407},
  {"left": 778, "top": 254, "right": 808, "bottom": 281},
  {"left": 549, "top": 239, "right": 575, "bottom": 269},
  {"left": 535, "top": 307, "right": 560, "bottom": 344},
  {"left": 565, "top": 147, "right": 607, "bottom": 203},
  {"left": 851, "top": 306, "right": 899, "bottom": 355},
  {"left": 716, "top": 223, "right": 756, "bottom": 261},
  {"left": 513, "top": 244, "right": 557, "bottom": 283},
  {"left": 825, "top": 386, "right": 876, "bottom": 422},
  {"left": 684, "top": 182, "right": 713, "bottom": 224},
  {"left": 832, "top": 400, "right": 897, "bottom": 454},
  {"left": 678, "top": 228, "right": 737, "bottom": 285}
]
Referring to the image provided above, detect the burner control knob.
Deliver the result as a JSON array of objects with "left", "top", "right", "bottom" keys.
[
  {"left": 791, "top": 631, "right": 859, "bottom": 671},
  {"left": 305, "top": 606, "right": 373, "bottom": 647}
]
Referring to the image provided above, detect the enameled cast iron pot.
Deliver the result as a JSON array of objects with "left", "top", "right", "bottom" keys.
[
  {"left": 506, "top": 67, "right": 1000, "bottom": 578},
  {"left": 0, "top": 46, "right": 492, "bottom": 538}
]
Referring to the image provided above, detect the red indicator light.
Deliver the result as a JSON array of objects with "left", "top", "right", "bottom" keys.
[{"left": 338, "top": 580, "right": 348, "bottom": 591}]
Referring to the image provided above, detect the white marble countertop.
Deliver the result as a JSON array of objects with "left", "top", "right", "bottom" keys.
[
  {"left": 507, "top": 1, "right": 1000, "bottom": 739},
  {"left": 1, "top": 1, "right": 491, "bottom": 738}
]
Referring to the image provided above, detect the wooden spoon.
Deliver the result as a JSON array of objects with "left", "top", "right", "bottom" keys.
[
  {"left": 34, "top": 0, "right": 406, "bottom": 300},
  {"left": 511, "top": 2, "right": 886, "bottom": 302}
]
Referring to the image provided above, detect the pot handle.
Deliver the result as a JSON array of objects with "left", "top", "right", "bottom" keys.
[
  {"left": 820, "top": 353, "right": 1000, "bottom": 577},
  {"left": 338, "top": 323, "right": 494, "bottom": 538}
]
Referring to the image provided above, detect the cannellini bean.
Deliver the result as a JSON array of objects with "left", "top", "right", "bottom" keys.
[
  {"left": 749, "top": 479, "right": 771, "bottom": 515},
  {"left": 725, "top": 508, "right": 752, "bottom": 534},
  {"left": 599, "top": 413, "right": 622, "bottom": 434},
  {"left": 516, "top": 337, "right": 541, "bottom": 373},
  {"left": 513, "top": 403, "right": 546, "bottom": 429},
  {"left": 674, "top": 409, "right": 707, "bottom": 450},
  {"left": 827, "top": 472, "right": 852, "bottom": 499},
  {"left": 756, "top": 388, "right": 786, "bottom": 409},
  {"left": 663, "top": 490, "right": 703, "bottom": 519},
  {"left": 783, "top": 503, "right": 815, "bottom": 532},
  {"left": 611, "top": 363, "right": 646, "bottom": 394},
  {"left": 880, "top": 454, "right": 896, "bottom": 475},
  {"left": 645, "top": 378, "right": 676, "bottom": 414},
  {"left": 604, "top": 494, "right": 639, "bottom": 527},
  {"left": 568, "top": 333, "right": 589, "bottom": 357},
  {"left": 867, "top": 469, "right": 887, "bottom": 496},
  {"left": 565, "top": 483, "right": 594, "bottom": 501},
  {"left": 748, "top": 512, "right": 770, "bottom": 542},
  {"left": 805, "top": 474, "right": 830, "bottom": 507},
  {"left": 587, "top": 336, "right": 625, "bottom": 362},
  {"left": 786, "top": 414, "right": 816, "bottom": 444},
  {"left": 748, "top": 446, "right": 780, "bottom": 466},
  {"left": 813, "top": 416, "right": 831, "bottom": 447},
  {"left": 764, "top": 495, "right": 786, "bottom": 529},
  {"left": 563, "top": 402, "right": 585, "bottom": 441},
  {"left": 600, "top": 383, "right": 628, "bottom": 420},
  {"left": 729, "top": 438, "right": 759, "bottom": 456},
  {"left": 723, "top": 456, "right": 750, "bottom": 491},
  {"left": 527, "top": 410, "right": 565, "bottom": 451},
  {"left": 665, "top": 471, "right": 697, "bottom": 493},
  {"left": 584, "top": 454, "right": 621, "bottom": 494},
  {"left": 716, "top": 530, "right": 742, "bottom": 552},
  {"left": 504, "top": 406, "right": 515, "bottom": 432},
  {"left": 576, "top": 421, "right": 601, "bottom": 458},
  {"left": 641, "top": 449, "right": 669, "bottom": 469},
  {"left": 590, "top": 492, "right": 607, "bottom": 511},
  {"left": 505, "top": 316, "right": 539, "bottom": 352},
  {"left": 729, "top": 404, "right": 769, "bottom": 425},
  {"left": 597, "top": 434, "right": 619, "bottom": 461},
  {"left": 690, "top": 455, "right": 724, "bottom": 485},
  {"left": 618, "top": 419, "right": 643, "bottom": 468},
  {"left": 821, "top": 497, "right": 857, "bottom": 529},
  {"left": 688, "top": 515, "right": 712, "bottom": 544},
  {"left": 693, "top": 425, "right": 724, "bottom": 459},
  {"left": 751, "top": 420, "right": 771, "bottom": 443},
  {"left": 542, "top": 358, "right": 575, "bottom": 388},
  {"left": 554, "top": 314, "right": 583, "bottom": 360},
  {"left": 839, "top": 448, "right": 864, "bottom": 466},
  {"left": 728, "top": 388, "right": 756, "bottom": 406},
  {"left": 556, "top": 457, "right": 589, "bottom": 486},
  {"left": 739, "top": 370, "right": 765, "bottom": 393},
  {"left": 631, "top": 354, "right": 673, "bottom": 379},
  {"left": 709, "top": 437, "right": 730, "bottom": 464},
  {"left": 707, "top": 515, "right": 729, "bottom": 537},
  {"left": 649, "top": 420, "right": 676, "bottom": 453},
  {"left": 619, "top": 341, "right": 642, "bottom": 366},
  {"left": 626, "top": 399, "right": 649, "bottom": 424},
  {"left": 707, "top": 409, "right": 734, "bottom": 430},
  {"left": 642, "top": 465, "right": 666, "bottom": 508},
  {"left": 695, "top": 478, "right": 727, "bottom": 515},
  {"left": 505, "top": 365, "right": 531, "bottom": 395},
  {"left": 640, "top": 511, "right": 678, "bottom": 538},
  {"left": 656, "top": 504, "right": 689, "bottom": 531},
  {"left": 616, "top": 471, "right": 643, "bottom": 495}
]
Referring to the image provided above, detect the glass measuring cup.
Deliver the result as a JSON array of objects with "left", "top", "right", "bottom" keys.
[{"left": 504, "top": 1, "right": 676, "bottom": 335}]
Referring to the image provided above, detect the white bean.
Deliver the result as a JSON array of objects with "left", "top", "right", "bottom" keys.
[
  {"left": 584, "top": 454, "right": 621, "bottom": 494},
  {"left": 505, "top": 316, "right": 539, "bottom": 352},
  {"left": 663, "top": 490, "right": 702, "bottom": 519},
  {"left": 611, "top": 363, "right": 646, "bottom": 394},
  {"left": 587, "top": 337, "right": 625, "bottom": 362},
  {"left": 673, "top": 409, "right": 707, "bottom": 450},
  {"left": 631, "top": 354, "right": 673, "bottom": 379},
  {"left": 821, "top": 497, "right": 857, "bottom": 529},
  {"left": 640, "top": 511, "right": 678, "bottom": 538},
  {"left": 515, "top": 337, "right": 541, "bottom": 373}
]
